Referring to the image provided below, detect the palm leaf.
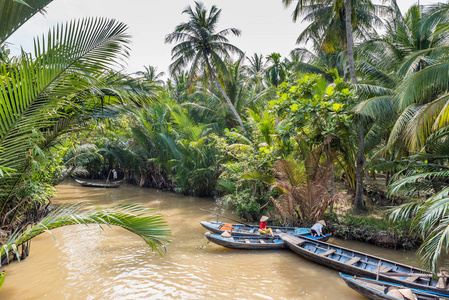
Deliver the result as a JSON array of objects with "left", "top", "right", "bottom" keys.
[
  {"left": 1, "top": 203, "right": 171, "bottom": 262},
  {"left": 0, "top": 17, "right": 130, "bottom": 216},
  {"left": 0, "top": 0, "right": 53, "bottom": 44}
]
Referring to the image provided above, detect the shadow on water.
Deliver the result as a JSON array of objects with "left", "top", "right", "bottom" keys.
[{"left": 1, "top": 179, "right": 417, "bottom": 299}]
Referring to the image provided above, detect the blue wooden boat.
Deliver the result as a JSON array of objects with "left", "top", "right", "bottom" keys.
[
  {"left": 204, "top": 232, "right": 331, "bottom": 250},
  {"left": 340, "top": 273, "right": 449, "bottom": 300},
  {"left": 280, "top": 233, "right": 449, "bottom": 296},
  {"left": 199, "top": 221, "right": 311, "bottom": 236}
]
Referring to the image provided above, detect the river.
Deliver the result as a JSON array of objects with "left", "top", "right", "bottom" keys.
[{"left": 1, "top": 181, "right": 420, "bottom": 299}]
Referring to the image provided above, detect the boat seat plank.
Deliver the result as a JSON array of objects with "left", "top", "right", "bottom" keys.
[
  {"left": 245, "top": 239, "right": 250, "bottom": 244},
  {"left": 406, "top": 276, "right": 418, "bottom": 282},
  {"left": 345, "top": 257, "right": 361, "bottom": 265},
  {"left": 320, "top": 249, "right": 335, "bottom": 256},
  {"left": 375, "top": 265, "right": 392, "bottom": 273},
  {"left": 259, "top": 240, "right": 265, "bottom": 244}
]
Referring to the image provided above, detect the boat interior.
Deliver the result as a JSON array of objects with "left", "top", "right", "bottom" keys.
[{"left": 300, "top": 240, "right": 436, "bottom": 288}]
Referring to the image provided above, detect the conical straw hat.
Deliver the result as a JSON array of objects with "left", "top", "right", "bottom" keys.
[
  {"left": 399, "top": 289, "right": 417, "bottom": 300},
  {"left": 386, "top": 289, "right": 404, "bottom": 299},
  {"left": 260, "top": 216, "right": 269, "bottom": 222},
  {"left": 318, "top": 220, "right": 326, "bottom": 226},
  {"left": 221, "top": 231, "right": 232, "bottom": 238}
]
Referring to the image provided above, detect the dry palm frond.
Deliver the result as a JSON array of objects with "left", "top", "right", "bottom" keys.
[{"left": 271, "top": 146, "right": 342, "bottom": 226}]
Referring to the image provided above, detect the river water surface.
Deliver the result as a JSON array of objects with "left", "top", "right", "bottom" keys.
[{"left": 1, "top": 181, "right": 421, "bottom": 299}]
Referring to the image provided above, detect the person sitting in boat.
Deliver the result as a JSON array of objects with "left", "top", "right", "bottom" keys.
[
  {"left": 311, "top": 220, "right": 327, "bottom": 237},
  {"left": 259, "top": 216, "right": 273, "bottom": 236}
]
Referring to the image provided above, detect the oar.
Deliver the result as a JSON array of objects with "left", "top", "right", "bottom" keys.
[{"left": 199, "top": 208, "right": 255, "bottom": 227}]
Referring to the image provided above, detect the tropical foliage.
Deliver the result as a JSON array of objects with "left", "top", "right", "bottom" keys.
[
  {"left": 0, "top": 1, "right": 170, "bottom": 265},
  {"left": 7, "top": 0, "right": 449, "bottom": 277}
]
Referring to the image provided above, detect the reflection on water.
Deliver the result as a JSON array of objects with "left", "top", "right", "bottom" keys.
[{"left": 1, "top": 180, "right": 418, "bottom": 299}]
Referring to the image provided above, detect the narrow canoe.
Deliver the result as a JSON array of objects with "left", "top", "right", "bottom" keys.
[
  {"left": 204, "top": 232, "right": 331, "bottom": 250},
  {"left": 199, "top": 221, "right": 311, "bottom": 236},
  {"left": 75, "top": 179, "right": 120, "bottom": 188},
  {"left": 280, "top": 233, "right": 448, "bottom": 296},
  {"left": 340, "top": 273, "right": 449, "bottom": 300}
]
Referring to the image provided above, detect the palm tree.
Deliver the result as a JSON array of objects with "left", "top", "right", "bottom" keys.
[
  {"left": 135, "top": 65, "right": 166, "bottom": 86},
  {"left": 388, "top": 136, "right": 449, "bottom": 274},
  {"left": 265, "top": 53, "right": 287, "bottom": 87},
  {"left": 282, "top": 0, "right": 388, "bottom": 211},
  {"left": 357, "top": 4, "right": 449, "bottom": 164},
  {"left": 0, "top": 17, "right": 170, "bottom": 260},
  {"left": 244, "top": 53, "right": 267, "bottom": 92},
  {"left": 358, "top": 4, "right": 449, "bottom": 273},
  {"left": 165, "top": 1, "right": 246, "bottom": 130}
]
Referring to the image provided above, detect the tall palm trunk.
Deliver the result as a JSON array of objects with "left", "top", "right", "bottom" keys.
[
  {"left": 204, "top": 57, "right": 246, "bottom": 131},
  {"left": 346, "top": 0, "right": 357, "bottom": 85},
  {"left": 345, "top": 0, "right": 365, "bottom": 211}
]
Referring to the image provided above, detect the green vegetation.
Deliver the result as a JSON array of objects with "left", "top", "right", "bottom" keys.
[
  {"left": 0, "top": 0, "right": 170, "bottom": 267},
  {"left": 3, "top": 0, "right": 449, "bottom": 276}
]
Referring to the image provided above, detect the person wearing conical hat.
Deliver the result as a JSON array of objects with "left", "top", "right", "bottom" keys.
[
  {"left": 259, "top": 216, "right": 273, "bottom": 236},
  {"left": 311, "top": 220, "right": 327, "bottom": 237}
]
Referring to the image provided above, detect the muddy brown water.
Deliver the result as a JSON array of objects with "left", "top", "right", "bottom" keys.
[{"left": 1, "top": 180, "right": 421, "bottom": 299}]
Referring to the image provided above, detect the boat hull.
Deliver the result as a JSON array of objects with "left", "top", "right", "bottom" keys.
[
  {"left": 199, "top": 221, "right": 311, "bottom": 236},
  {"left": 340, "top": 273, "right": 449, "bottom": 300},
  {"left": 75, "top": 179, "right": 120, "bottom": 188},
  {"left": 204, "top": 232, "right": 331, "bottom": 250},
  {"left": 205, "top": 232, "right": 286, "bottom": 250},
  {"left": 280, "top": 233, "right": 448, "bottom": 296}
]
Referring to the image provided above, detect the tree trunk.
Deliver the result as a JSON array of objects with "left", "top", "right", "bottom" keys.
[
  {"left": 56, "top": 164, "right": 77, "bottom": 185},
  {"left": 139, "top": 168, "right": 146, "bottom": 188},
  {"left": 329, "top": 164, "right": 335, "bottom": 214},
  {"left": 345, "top": 0, "right": 365, "bottom": 211},
  {"left": 354, "top": 125, "right": 366, "bottom": 211},
  {"left": 345, "top": 0, "right": 357, "bottom": 85},
  {"left": 204, "top": 57, "right": 246, "bottom": 131}
]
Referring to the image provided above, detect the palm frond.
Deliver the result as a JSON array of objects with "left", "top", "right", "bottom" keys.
[
  {"left": 1, "top": 203, "right": 171, "bottom": 262},
  {"left": 0, "top": 0, "right": 53, "bottom": 43}
]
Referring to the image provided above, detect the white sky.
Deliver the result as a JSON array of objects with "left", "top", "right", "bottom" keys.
[{"left": 6, "top": 0, "right": 440, "bottom": 75}]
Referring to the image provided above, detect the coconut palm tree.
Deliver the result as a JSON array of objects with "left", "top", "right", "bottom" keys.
[
  {"left": 281, "top": 0, "right": 386, "bottom": 211},
  {"left": 165, "top": 1, "right": 246, "bottom": 130},
  {"left": 135, "top": 65, "right": 166, "bottom": 86},
  {"left": 244, "top": 53, "right": 267, "bottom": 92},
  {"left": 265, "top": 53, "right": 287, "bottom": 87},
  {"left": 388, "top": 133, "right": 449, "bottom": 274}
]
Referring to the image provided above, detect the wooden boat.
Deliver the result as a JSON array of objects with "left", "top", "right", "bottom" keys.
[
  {"left": 75, "top": 179, "right": 120, "bottom": 188},
  {"left": 199, "top": 221, "right": 311, "bottom": 236},
  {"left": 204, "top": 232, "right": 331, "bottom": 250},
  {"left": 280, "top": 233, "right": 449, "bottom": 296},
  {"left": 340, "top": 273, "right": 449, "bottom": 300}
]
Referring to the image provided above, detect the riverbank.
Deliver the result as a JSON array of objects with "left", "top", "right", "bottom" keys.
[
  {"left": 327, "top": 214, "right": 420, "bottom": 250},
  {"left": 325, "top": 179, "right": 421, "bottom": 250}
]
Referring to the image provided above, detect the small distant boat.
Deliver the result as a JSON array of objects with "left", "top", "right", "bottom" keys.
[
  {"left": 75, "top": 179, "right": 120, "bottom": 188},
  {"left": 280, "top": 233, "right": 449, "bottom": 296},
  {"left": 199, "top": 221, "right": 311, "bottom": 236},
  {"left": 204, "top": 232, "right": 331, "bottom": 250},
  {"left": 340, "top": 273, "right": 449, "bottom": 300}
]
